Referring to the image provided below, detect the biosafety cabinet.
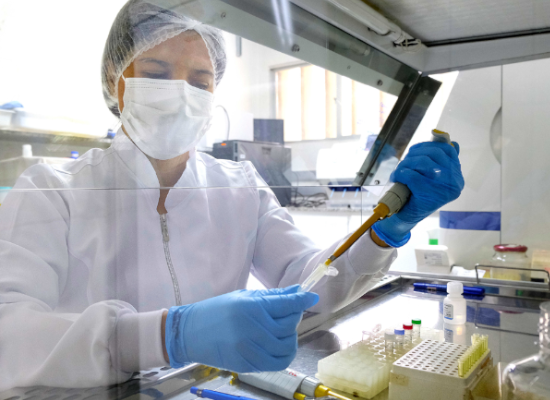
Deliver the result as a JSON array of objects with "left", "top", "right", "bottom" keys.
[
  {"left": 2, "top": 0, "right": 550, "bottom": 272},
  {"left": 2, "top": 1, "right": 550, "bottom": 400},
  {"left": 158, "top": 0, "right": 550, "bottom": 272}
]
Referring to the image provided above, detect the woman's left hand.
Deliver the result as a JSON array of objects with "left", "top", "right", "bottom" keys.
[{"left": 373, "top": 141, "right": 464, "bottom": 247}]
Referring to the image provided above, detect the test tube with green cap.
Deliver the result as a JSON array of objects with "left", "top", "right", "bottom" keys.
[{"left": 412, "top": 319, "right": 421, "bottom": 341}]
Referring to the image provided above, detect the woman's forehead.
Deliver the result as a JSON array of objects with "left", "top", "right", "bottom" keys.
[{"left": 136, "top": 31, "right": 213, "bottom": 72}]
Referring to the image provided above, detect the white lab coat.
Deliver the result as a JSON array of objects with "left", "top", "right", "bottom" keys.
[{"left": 0, "top": 130, "right": 397, "bottom": 391}]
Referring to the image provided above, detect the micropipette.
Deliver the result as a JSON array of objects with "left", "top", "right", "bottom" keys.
[
  {"left": 299, "top": 129, "right": 454, "bottom": 293},
  {"left": 237, "top": 368, "right": 352, "bottom": 400}
]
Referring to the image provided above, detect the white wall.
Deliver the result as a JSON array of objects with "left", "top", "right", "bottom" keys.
[
  {"left": 411, "top": 59, "right": 550, "bottom": 269},
  {"left": 436, "top": 67, "right": 503, "bottom": 268},
  {"left": 501, "top": 58, "right": 550, "bottom": 252},
  {"left": 0, "top": 0, "right": 124, "bottom": 135},
  {"left": 437, "top": 67, "right": 502, "bottom": 213},
  {"left": 214, "top": 33, "right": 299, "bottom": 119}
]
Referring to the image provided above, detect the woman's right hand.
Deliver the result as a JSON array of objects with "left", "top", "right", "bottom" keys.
[{"left": 163, "top": 285, "right": 318, "bottom": 372}]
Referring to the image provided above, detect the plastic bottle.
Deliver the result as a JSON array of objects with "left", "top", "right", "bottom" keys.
[
  {"left": 443, "top": 282, "right": 466, "bottom": 325},
  {"left": 443, "top": 322, "right": 467, "bottom": 345},
  {"left": 22, "top": 144, "right": 32, "bottom": 157},
  {"left": 502, "top": 301, "right": 550, "bottom": 400}
]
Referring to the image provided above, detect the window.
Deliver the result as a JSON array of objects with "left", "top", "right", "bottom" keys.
[{"left": 275, "top": 65, "right": 398, "bottom": 142}]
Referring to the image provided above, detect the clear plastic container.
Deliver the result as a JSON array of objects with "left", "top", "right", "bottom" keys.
[
  {"left": 489, "top": 244, "right": 530, "bottom": 281},
  {"left": 502, "top": 301, "right": 550, "bottom": 400},
  {"left": 384, "top": 330, "right": 396, "bottom": 354},
  {"left": 298, "top": 264, "right": 339, "bottom": 292},
  {"left": 394, "top": 329, "right": 405, "bottom": 354}
]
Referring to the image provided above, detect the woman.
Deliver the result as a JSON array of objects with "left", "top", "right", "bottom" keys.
[{"left": 0, "top": 0, "right": 464, "bottom": 390}]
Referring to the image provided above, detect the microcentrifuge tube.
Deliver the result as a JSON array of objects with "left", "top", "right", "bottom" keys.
[
  {"left": 299, "top": 264, "right": 339, "bottom": 293},
  {"left": 362, "top": 330, "right": 374, "bottom": 343},
  {"left": 384, "top": 330, "right": 395, "bottom": 354}
]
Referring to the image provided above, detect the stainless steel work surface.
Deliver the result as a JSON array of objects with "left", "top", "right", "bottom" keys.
[
  {"left": 0, "top": 279, "right": 543, "bottom": 400},
  {"left": 163, "top": 280, "right": 543, "bottom": 400}
]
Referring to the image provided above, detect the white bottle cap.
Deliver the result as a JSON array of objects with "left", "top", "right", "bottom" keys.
[
  {"left": 385, "top": 329, "right": 395, "bottom": 340},
  {"left": 447, "top": 281, "right": 463, "bottom": 295},
  {"left": 22, "top": 144, "right": 32, "bottom": 158}
]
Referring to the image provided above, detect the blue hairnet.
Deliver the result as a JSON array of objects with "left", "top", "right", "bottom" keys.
[{"left": 101, "top": 0, "right": 226, "bottom": 117}]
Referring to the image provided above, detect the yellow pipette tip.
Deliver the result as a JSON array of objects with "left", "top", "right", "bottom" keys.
[
  {"left": 314, "top": 385, "right": 353, "bottom": 400},
  {"left": 432, "top": 129, "right": 454, "bottom": 147},
  {"left": 329, "top": 390, "right": 353, "bottom": 400}
]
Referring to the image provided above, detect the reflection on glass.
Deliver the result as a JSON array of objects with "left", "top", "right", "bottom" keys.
[
  {"left": 3, "top": 0, "right": 546, "bottom": 395},
  {"left": 0, "top": 0, "right": 412, "bottom": 392},
  {"left": 275, "top": 65, "right": 397, "bottom": 142}
]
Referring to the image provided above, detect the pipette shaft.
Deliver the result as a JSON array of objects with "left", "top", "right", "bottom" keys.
[{"left": 322, "top": 129, "right": 454, "bottom": 267}]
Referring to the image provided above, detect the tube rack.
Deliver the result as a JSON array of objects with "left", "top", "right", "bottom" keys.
[
  {"left": 389, "top": 337, "right": 492, "bottom": 400},
  {"left": 316, "top": 331, "right": 397, "bottom": 399}
]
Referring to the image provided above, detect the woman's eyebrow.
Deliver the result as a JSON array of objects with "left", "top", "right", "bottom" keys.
[{"left": 138, "top": 58, "right": 171, "bottom": 68}]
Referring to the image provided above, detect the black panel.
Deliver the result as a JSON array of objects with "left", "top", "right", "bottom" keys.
[{"left": 212, "top": 140, "right": 292, "bottom": 206}]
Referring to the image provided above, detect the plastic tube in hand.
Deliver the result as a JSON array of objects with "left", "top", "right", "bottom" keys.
[{"left": 299, "top": 264, "right": 338, "bottom": 293}]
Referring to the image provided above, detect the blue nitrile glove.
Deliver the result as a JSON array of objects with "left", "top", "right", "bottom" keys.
[
  {"left": 372, "top": 141, "right": 464, "bottom": 247},
  {"left": 165, "top": 285, "right": 319, "bottom": 372},
  {"left": 0, "top": 101, "right": 23, "bottom": 110}
]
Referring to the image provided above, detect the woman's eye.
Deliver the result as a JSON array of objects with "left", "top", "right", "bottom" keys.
[
  {"left": 144, "top": 72, "right": 170, "bottom": 80},
  {"left": 190, "top": 81, "right": 209, "bottom": 90}
]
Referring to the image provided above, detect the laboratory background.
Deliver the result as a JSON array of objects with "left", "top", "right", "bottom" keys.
[{"left": 0, "top": 0, "right": 550, "bottom": 399}]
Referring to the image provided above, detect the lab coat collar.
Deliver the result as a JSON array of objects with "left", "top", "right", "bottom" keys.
[
  {"left": 112, "top": 129, "right": 159, "bottom": 189},
  {"left": 112, "top": 128, "right": 203, "bottom": 211}
]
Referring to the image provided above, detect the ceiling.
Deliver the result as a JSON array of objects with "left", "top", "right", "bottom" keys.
[{"left": 362, "top": 0, "right": 550, "bottom": 45}]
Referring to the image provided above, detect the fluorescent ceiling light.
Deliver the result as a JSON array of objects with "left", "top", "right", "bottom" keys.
[{"left": 327, "top": 0, "right": 412, "bottom": 44}]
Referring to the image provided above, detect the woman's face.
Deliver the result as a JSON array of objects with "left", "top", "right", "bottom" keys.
[{"left": 118, "top": 30, "right": 215, "bottom": 113}]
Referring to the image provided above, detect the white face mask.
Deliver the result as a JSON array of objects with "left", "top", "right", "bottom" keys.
[{"left": 120, "top": 76, "right": 214, "bottom": 160}]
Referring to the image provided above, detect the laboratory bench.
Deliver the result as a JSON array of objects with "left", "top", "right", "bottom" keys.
[
  {"left": 0, "top": 128, "right": 112, "bottom": 173},
  {"left": 2, "top": 275, "right": 549, "bottom": 400}
]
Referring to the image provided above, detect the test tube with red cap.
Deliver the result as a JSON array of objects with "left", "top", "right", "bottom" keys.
[{"left": 403, "top": 323, "right": 413, "bottom": 343}]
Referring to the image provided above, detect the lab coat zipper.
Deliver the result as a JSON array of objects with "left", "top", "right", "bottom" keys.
[{"left": 160, "top": 214, "right": 182, "bottom": 306}]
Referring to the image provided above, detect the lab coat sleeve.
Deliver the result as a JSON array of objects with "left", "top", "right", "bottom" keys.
[
  {"left": 244, "top": 162, "right": 397, "bottom": 313},
  {"left": 0, "top": 165, "right": 137, "bottom": 390}
]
